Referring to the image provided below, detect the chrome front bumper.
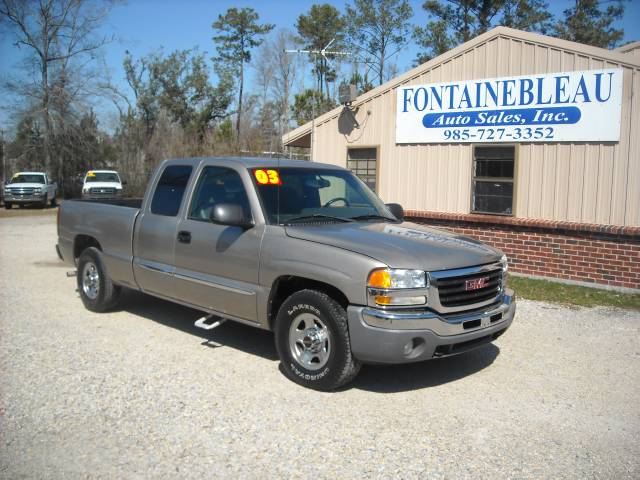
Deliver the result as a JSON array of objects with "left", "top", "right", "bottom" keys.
[
  {"left": 82, "top": 192, "right": 122, "bottom": 200},
  {"left": 362, "top": 290, "right": 515, "bottom": 335},
  {"left": 4, "top": 194, "right": 46, "bottom": 203},
  {"left": 347, "top": 289, "right": 516, "bottom": 364}
]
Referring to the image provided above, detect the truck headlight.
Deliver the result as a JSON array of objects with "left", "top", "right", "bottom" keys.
[
  {"left": 367, "top": 268, "right": 427, "bottom": 307},
  {"left": 34, "top": 187, "right": 42, "bottom": 193},
  {"left": 368, "top": 268, "right": 426, "bottom": 289}
]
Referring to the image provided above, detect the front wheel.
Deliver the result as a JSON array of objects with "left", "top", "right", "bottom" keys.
[
  {"left": 275, "top": 289, "right": 361, "bottom": 391},
  {"left": 4, "top": 203, "right": 11, "bottom": 210},
  {"left": 50, "top": 196, "right": 57, "bottom": 207},
  {"left": 77, "top": 247, "right": 121, "bottom": 312}
]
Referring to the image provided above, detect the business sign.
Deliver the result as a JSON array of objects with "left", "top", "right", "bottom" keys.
[{"left": 396, "top": 69, "right": 622, "bottom": 143}]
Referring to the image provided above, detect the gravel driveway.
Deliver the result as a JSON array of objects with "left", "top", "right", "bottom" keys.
[{"left": 1, "top": 212, "right": 639, "bottom": 479}]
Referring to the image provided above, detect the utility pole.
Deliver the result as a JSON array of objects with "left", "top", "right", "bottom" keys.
[
  {"left": 285, "top": 38, "right": 350, "bottom": 160},
  {"left": 1, "top": 129, "right": 5, "bottom": 186}
]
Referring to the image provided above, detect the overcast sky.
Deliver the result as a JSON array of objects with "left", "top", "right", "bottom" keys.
[{"left": 1, "top": 0, "right": 639, "bottom": 133}]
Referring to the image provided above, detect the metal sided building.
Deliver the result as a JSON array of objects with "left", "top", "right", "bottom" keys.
[{"left": 283, "top": 27, "right": 640, "bottom": 292}]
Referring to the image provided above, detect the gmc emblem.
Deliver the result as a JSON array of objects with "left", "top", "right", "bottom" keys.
[{"left": 465, "top": 277, "right": 489, "bottom": 291}]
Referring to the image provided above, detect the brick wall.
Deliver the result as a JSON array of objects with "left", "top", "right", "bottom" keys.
[{"left": 405, "top": 211, "right": 640, "bottom": 292}]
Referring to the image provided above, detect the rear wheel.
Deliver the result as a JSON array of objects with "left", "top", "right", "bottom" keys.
[
  {"left": 275, "top": 289, "right": 361, "bottom": 391},
  {"left": 77, "top": 247, "right": 121, "bottom": 312}
]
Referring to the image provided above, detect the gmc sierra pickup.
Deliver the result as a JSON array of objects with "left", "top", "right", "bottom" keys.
[{"left": 57, "top": 157, "right": 516, "bottom": 390}]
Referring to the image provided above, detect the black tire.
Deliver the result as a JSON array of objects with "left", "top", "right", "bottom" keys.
[
  {"left": 50, "top": 196, "right": 57, "bottom": 207},
  {"left": 4, "top": 203, "right": 10, "bottom": 210},
  {"left": 76, "top": 247, "right": 121, "bottom": 312},
  {"left": 275, "top": 289, "right": 361, "bottom": 391}
]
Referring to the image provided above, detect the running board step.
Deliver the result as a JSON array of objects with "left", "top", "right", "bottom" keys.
[{"left": 194, "top": 315, "right": 227, "bottom": 330}]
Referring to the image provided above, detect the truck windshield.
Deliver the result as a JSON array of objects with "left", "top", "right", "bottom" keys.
[
  {"left": 251, "top": 167, "right": 395, "bottom": 225},
  {"left": 11, "top": 174, "right": 45, "bottom": 184},
  {"left": 85, "top": 172, "right": 120, "bottom": 183}
]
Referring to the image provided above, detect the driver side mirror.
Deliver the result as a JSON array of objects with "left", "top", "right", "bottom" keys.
[
  {"left": 209, "top": 203, "right": 253, "bottom": 229},
  {"left": 386, "top": 203, "right": 404, "bottom": 221}
]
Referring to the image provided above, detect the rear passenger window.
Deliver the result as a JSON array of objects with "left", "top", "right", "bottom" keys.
[
  {"left": 188, "top": 167, "right": 251, "bottom": 221},
  {"left": 150, "top": 165, "right": 193, "bottom": 216}
]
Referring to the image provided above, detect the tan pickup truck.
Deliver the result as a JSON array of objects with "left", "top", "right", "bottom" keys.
[{"left": 57, "top": 157, "right": 516, "bottom": 390}]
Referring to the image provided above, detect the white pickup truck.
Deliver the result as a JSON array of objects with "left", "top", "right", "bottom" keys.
[
  {"left": 81, "top": 170, "right": 124, "bottom": 199},
  {"left": 4, "top": 172, "right": 57, "bottom": 209}
]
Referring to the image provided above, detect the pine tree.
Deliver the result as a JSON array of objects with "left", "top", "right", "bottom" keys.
[
  {"left": 413, "top": 0, "right": 553, "bottom": 64},
  {"left": 346, "top": 0, "right": 414, "bottom": 86},
  {"left": 296, "top": 4, "right": 346, "bottom": 98},
  {"left": 553, "top": 0, "right": 625, "bottom": 49},
  {"left": 212, "top": 8, "right": 274, "bottom": 148}
]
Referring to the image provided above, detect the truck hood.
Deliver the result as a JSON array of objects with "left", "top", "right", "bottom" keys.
[
  {"left": 284, "top": 221, "right": 502, "bottom": 271},
  {"left": 6, "top": 182, "right": 45, "bottom": 188},
  {"left": 83, "top": 182, "right": 122, "bottom": 189}
]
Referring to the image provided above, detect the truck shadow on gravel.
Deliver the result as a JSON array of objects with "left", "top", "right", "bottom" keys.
[
  {"left": 116, "top": 290, "right": 278, "bottom": 361},
  {"left": 117, "top": 289, "right": 499, "bottom": 393},
  {"left": 352, "top": 345, "right": 499, "bottom": 393}
]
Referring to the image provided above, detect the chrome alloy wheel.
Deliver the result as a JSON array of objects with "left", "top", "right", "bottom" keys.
[
  {"left": 288, "top": 313, "right": 331, "bottom": 370},
  {"left": 82, "top": 261, "right": 100, "bottom": 300}
]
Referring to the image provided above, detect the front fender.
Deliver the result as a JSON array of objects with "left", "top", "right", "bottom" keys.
[{"left": 258, "top": 227, "right": 386, "bottom": 325}]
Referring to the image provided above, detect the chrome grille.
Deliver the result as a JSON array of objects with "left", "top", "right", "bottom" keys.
[
  {"left": 10, "top": 187, "right": 35, "bottom": 195},
  {"left": 435, "top": 267, "right": 502, "bottom": 308}
]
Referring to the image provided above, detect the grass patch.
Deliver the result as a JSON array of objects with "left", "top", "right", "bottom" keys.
[{"left": 508, "top": 275, "right": 640, "bottom": 310}]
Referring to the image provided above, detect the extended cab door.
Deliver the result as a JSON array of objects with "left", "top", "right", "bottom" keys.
[
  {"left": 133, "top": 163, "right": 194, "bottom": 297},
  {"left": 172, "top": 164, "right": 263, "bottom": 323}
]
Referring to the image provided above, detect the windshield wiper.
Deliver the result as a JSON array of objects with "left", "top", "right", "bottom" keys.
[
  {"left": 284, "top": 214, "right": 355, "bottom": 225},
  {"left": 350, "top": 214, "right": 397, "bottom": 222}
]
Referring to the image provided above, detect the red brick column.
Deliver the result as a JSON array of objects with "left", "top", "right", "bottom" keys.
[{"left": 405, "top": 211, "right": 640, "bottom": 292}]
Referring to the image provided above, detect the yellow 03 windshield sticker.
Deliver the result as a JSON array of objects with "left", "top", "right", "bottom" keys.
[
  {"left": 254, "top": 169, "right": 281, "bottom": 185},
  {"left": 87, "top": 171, "right": 96, "bottom": 177}
]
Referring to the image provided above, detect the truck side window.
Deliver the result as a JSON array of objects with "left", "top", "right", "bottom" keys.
[
  {"left": 150, "top": 165, "right": 193, "bottom": 216},
  {"left": 188, "top": 167, "right": 251, "bottom": 222}
]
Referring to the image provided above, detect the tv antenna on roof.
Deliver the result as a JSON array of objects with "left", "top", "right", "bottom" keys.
[
  {"left": 285, "top": 37, "right": 351, "bottom": 65},
  {"left": 285, "top": 38, "right": 352, "bottom": 160}
]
